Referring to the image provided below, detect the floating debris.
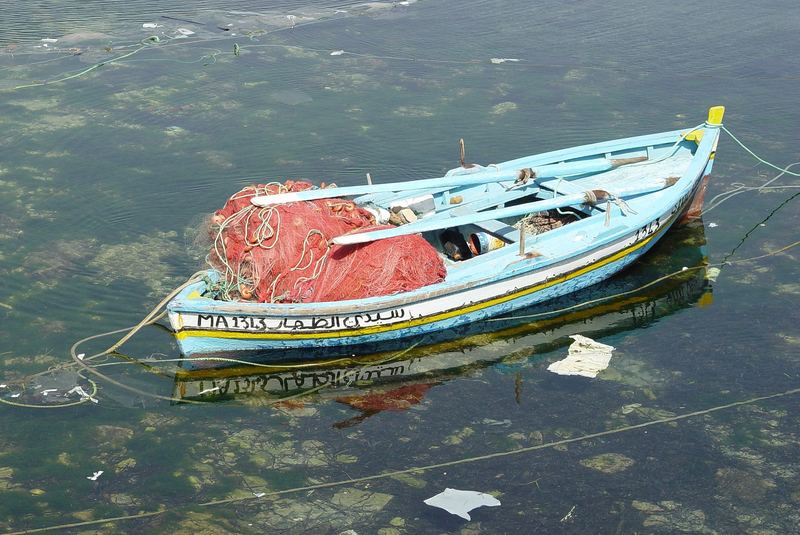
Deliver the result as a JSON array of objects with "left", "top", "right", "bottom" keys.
[
  {"left": 547, "top": 334, "right": 615, "bottom": 378},
  {"left": 86, "top": 470, "right": 104, "bottom": 481},
  {"left": 67, "top": 386, "right": 98, "bottom": 404},
  {"left": 708, "top": 222, "right": 718, "bottom": 228},
  {"left": 330, "top": 50, "right": 345, "bottom": 56},
  {"left": 142, "top": 23, "right": 161, "bottom": 29},
  {"left": 490, "top": 58, "right": 521, "bottom": 64},
  {"left": 40, "top": 38, "right": 59, "bottom": 43},
  {"left": 706, "top": 267, "right": 721, "bottom": 282},
  {"left": 424, "top": 488, "right": 501, "bottom": 520},
  {"left": 176, "top": 28, "right": 196, "bottom": 36}
]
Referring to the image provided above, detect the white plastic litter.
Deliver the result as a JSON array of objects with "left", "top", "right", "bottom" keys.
[
  {"left": 10, "top": 393, "right": 20, "bottom": 398},
  {"left": 87, "top": 471, "right": 104, "bottom": 481},
  {"left": 142, "top": 23, "right": 161, "bottom": 29},
  {"left": 67, "top": 386, "right": 99, "bottom": 404},
  {"left": 0, "top": 384, "right": 6, "bottom": 388},
  {"left": 547, "top": 334, "right": 615, "bottom": 378},
  {"left": 253, "top": 492, "right": 266, "bottom": 498},
  {"left": 176, "top": 28, "right": 196, "bottom": 36},
  {"left": 424, "top": 488, "right": 501, "bottom": 520},
  {"left": 706, "top": 267, "right": 721, "bottom": 282},
  {"left": 490, "top": 58, "right": 521, "bottom": 64},
  {"left": 77, "top": 353, "right": 85, "bottom": 360},
  {"left": 708, "top": 222, "right": 718, "bottom": 228},
  {"left": 41, "top": 38, "right": 58, "bottom": 43},
  {"left": 40, "top": 389, "right": 57, "bottom": 396},
  {"left": 330, "top": 50, "right": 345, "bottom": 56}
]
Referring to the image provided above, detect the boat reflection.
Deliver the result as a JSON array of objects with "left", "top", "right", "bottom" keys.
[{"left": 173, "top": 224, "right": 713, "bottom": 413}]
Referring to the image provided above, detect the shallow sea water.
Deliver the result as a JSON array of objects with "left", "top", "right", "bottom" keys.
[{"left": 1, "top": 0, "right": 800, "bottom": 533}]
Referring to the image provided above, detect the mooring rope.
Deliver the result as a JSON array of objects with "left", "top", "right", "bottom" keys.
[
  {"left": 702, "top": 161, "right": 800, "bottom": 215},
  {"left": 6, "top": 384, "right": 800, "bottom": 534},
  {"left": 9, "top": 36, "right": 162, "bottom": 90}
]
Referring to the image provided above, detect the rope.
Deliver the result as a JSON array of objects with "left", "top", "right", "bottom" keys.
[
  {"left": 7, "top": 384, "right": 800, "bottom": 534},
  {"left": 9, "top": 36, "right": 161, "bottom": 90},
  {"left": 721, "top": 126, "right": 800, "bottom": 177},
  {"left": 4, "top": 236, "right": 794, "bottom": 409},
  {"left": 67, "top": 328, "right": 420, "bottom": 406},
  {"left": 0, "top": 378, "right": 98, "bottom": 409},
  {"left": 4, "top": 126, "right": 799, "bottom": 404},
  {"left": 702, "top": 161, "right": 800, "bottom": 215}
]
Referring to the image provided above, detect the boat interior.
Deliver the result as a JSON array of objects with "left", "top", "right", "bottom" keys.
[{"left": 352, "top": 137, "right": 698, "bottom": 280}]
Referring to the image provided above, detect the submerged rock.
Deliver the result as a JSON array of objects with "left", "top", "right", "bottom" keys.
[
  {"left": 716, "top": 467, "right": 776, "bottom": 503},
  {"left": 632, "top": 500, "right": 712, "bottom": 533},
  {"left": 94, "top": 425, "right": 134, "bottom": 447},
  {"left": 579, "top": 452, "right": 635, "bottom": 474},
  {"left": 332, "top": 488, "right": 393, "bottom": 511}
]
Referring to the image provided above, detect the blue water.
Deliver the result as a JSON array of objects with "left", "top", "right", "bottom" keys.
[{"left": 1, "top": 0, "right": 800, "bottom": 532}]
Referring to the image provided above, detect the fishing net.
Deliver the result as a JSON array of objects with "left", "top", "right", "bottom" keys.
[{"left": 207, "top": 181, "right": 446, "bottom": 303}]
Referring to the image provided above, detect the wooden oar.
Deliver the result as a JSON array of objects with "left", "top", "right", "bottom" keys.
[
  {"left": 331, "top": 179, "right": 674, "bottom": 246},
  {"left": 249, "top": 158, "right": 638, "bottom": 207}
]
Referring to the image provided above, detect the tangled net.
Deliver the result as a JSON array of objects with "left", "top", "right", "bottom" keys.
[{"left": 207, "top": 181, "right": 446, "bottom": 303}]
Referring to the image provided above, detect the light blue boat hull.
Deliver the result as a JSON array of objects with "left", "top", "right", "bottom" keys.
[{"left": 167, "top": 114, "right": 721, "bottom": 363}]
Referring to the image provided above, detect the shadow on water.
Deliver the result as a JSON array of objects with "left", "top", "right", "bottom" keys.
[{"left": 170, "top": 223, "right": 712, "bottom": 414}]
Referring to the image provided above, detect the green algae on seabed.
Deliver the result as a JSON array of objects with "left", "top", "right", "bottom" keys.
[
  {"left": 631, "top": 500, "right": 713, "bottom": 533},
  {"left": 88, "top": 231, "right": 183, "bottom": 297},
  {"left": 579, "top": 452, "right": 636, "bottom": 474}
]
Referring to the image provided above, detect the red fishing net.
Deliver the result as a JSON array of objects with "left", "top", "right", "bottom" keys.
[{"left": 208, "top": 181, "right": 446, "bottom": 303}]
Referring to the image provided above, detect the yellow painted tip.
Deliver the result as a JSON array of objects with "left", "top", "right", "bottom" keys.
[
  {"left": 187, "top": 290, "right": 203, "bottom": 299},
  {"left": 707, "top": 105, "right": 725, "bottom": 126}
]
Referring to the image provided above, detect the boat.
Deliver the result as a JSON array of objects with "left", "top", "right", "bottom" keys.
[
  {"left": 166, "top": 106, "right": 724, "bottom": 360},
  {"left": 172, "top": 223, "right": 711, "bottom": 399}
]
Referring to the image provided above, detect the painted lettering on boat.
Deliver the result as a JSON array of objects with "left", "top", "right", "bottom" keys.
[
  {"left": 635, "top": 217, "right": 661, "bottom": 241},
  {"left": 193, "top": 308, "right": 407, "bottom": 332}
]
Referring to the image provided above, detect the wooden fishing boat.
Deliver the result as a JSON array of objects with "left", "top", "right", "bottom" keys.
[
  {"left": 172, "top": 224, "right": 710, "bottom": 388},
  {"left": 167, "top": 106, "right": 724, "bottom": 359}
]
